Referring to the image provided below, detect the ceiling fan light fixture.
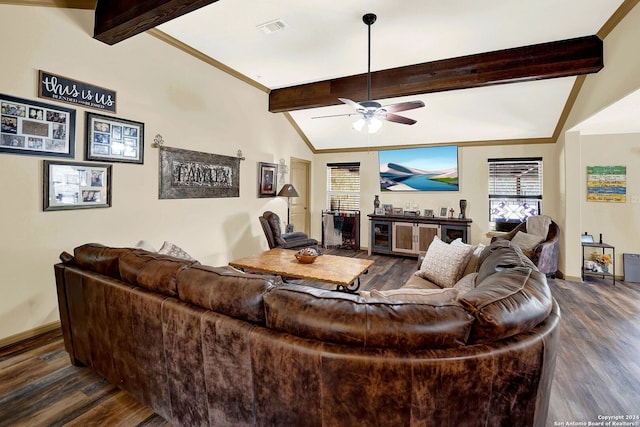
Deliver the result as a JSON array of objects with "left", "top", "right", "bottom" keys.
[
  {"left": 352, "top": 118, "right": 366, "bottom": 132},
  {"left": 367, "top": 118, "right": 382, "bottom": 134}
]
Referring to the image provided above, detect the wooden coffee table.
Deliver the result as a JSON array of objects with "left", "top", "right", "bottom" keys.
[{"left": 229, "top": 248, "right": 374, "bottom": 293}]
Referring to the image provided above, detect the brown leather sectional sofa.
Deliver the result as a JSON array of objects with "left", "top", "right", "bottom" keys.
[{"left": 54, "top": 240, "right": 559, "bottom": 426}]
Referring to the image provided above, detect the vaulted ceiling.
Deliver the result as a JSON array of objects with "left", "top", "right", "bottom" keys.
[{"left": 88, "top": 0, "right": 637, "bottom": 151}]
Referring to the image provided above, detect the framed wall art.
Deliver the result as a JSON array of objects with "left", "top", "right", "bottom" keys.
[
  {"left": 379, "top": 145, "right": 459, "bottom": 192},
  {"left": 1, "top": 93, "right": 75, "bottom": 158},
  {"left": 159, "top": 146, "right": 240, "bottom": 199},
  {"left": 258, "top": 162, "right": 277, "bottom": 197},
  {"left": 85, "top": 112, "right": 144, "bottom": 164},
  {"left": 587, "top": 165, "right": 626, "bottom": 203},
  {"left": 43, "top": 160, "right": 112, "bottom": 211},
  {"left": 39, "top": 70, "right": 117, "bottom": 113}
]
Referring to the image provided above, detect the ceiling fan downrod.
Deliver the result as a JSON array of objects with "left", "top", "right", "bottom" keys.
[{"left": 363, "top": 13, "right": 377, "bottom": 102}]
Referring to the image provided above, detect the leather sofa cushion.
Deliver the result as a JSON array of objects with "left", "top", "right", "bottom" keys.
[
  {"left": 460, "top": 265, "right": 552, "bottom": 343},
  {"left": 475, "top": 240, "right": 535, "bottom": 284},
  {"left": 74, "top": 243, "right": 133, "bottom": 278},
  {"left": 118, "top": 251, "right": 198, "bottom": 297},
  {"left": 264, "top": 285, "right": 473, "bottom": 350},
  {"left": 177, "top": 265, "right": 276, "bottom": 324}
]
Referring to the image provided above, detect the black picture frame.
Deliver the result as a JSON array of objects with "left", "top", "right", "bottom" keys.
[
  {"left": 85, "top": 112, "right": 144, "bottom": 164},
  {"left": 1, "top": 93, "right": 75, "bottom": 158},
  {"left": 258, "top": 162, "right": 277, "bottom": 197},
  {"left": 43, "top": 160, "right": 112, "bottom": 211}
]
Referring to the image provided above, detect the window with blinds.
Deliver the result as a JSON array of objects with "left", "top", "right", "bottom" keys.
[
  {"left": 327, "top": 162, "right": 360, "bottom": 211},
  {"left": 488, "top": 158, "right": 543, "bottom": 223}
]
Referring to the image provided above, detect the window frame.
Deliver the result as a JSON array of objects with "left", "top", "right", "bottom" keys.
[{"left": 326, "top": 162, "right": 361, "bottom": 212}]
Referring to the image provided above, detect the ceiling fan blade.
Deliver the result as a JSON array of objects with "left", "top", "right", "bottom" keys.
[
  {"left": 383, "top": 100, "right": 426, "bottom": 113},
  {"left": 338, "top": 98, "right": 366, "bottom": 112},
  {"left": 311, "top": 113, "right": 358, "bottom": 119},
  {"left": 384, "top": 113, "right": 418, "bottom": 125}
]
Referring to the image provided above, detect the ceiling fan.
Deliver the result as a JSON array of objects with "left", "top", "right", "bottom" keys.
[{"left": 313, "top": 13, "right": 425, "bottom": 134}]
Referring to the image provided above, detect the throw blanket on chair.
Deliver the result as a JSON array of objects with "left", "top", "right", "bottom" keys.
[{"left": 527, "top": 215, "right": 551, "bottom": 238}]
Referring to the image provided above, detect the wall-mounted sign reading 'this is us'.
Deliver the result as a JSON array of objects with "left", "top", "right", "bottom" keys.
[{"left": 38, "top": 70, "right": 117, "bottom": 113}]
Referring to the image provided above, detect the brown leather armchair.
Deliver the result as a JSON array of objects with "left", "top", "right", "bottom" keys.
[
  {"left": 259, "top": 211, "right": 318, "bottom": 250},
  {"left": 492, "top": 217, "right": 560, "bottom": 277}
]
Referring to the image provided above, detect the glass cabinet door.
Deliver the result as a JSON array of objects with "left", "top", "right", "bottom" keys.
[{"left": 372, "top": 220, "right": 392, "bottom": 251}]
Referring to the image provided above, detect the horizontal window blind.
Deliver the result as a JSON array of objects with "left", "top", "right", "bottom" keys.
[
  {"left": 488, "top": 158, "right": 543, "bottom": 222},
  {"left": 488, "top": 158, "right": 543, "bottom": 198},
  {"left": 327, "top": 163, "right": 360, "bottom": 211}
]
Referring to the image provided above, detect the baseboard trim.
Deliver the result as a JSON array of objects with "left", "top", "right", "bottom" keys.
[{"left": 0, "top": 321, "right": 61, "bottom": 350}]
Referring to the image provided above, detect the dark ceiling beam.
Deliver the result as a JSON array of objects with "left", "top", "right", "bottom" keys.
[
  {"left": 269, "top": 35, "right": 603, "bottom": 113},
  {"left": 93, "top": 0, "right": 219, "bottom": 45}
]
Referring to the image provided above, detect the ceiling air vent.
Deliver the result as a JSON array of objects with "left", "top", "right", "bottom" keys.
[{"left": 257, "top": 19, "right": 287, "bottom": 35}]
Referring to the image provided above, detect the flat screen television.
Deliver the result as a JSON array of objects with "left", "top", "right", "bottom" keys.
[{"left": 379, "top": 145, "right": 458, "bottom": 192}]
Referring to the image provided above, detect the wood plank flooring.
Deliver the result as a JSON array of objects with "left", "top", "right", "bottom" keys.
[{"left": 0, "top": 249, "right": 638, "bottom": 426}]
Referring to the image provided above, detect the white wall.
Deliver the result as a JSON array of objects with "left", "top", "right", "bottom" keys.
[
  {"left": 312, "top": 143, "right": 560, "bottom": 249},
  {"left": 579, "top": 133, "right": 640, "bottom": 274},
  {"left": 557, "top": 2, "right": 640, "bottom": 278},
  {"left": 0, "top": 5, "right": 312, "bottom": 341}
]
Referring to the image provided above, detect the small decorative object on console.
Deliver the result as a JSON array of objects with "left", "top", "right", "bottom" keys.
[{"left": 295, "top": 247, "right": 319, "bottom": 264}]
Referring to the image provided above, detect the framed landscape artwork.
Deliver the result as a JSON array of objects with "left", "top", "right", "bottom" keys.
[
  {"left": 1, "top": 93, "right": 75, "bottom": 158},
  {"left": 85, "top": 112, "right": 144, "bottom": 164},
  {"left": 379, "top": 145, "right": 459, "bottom": 191}
]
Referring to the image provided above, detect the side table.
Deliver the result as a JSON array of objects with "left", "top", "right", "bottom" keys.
[{"left": 582, "top": 242, "right": 615, "bottom": 285}]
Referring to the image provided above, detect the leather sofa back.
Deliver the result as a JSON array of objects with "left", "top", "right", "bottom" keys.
[
  {"left": 72, "top": 243, "right": 275, "bottom": 324},
  {"left": 177, "top": 265, "right": 276, "bottom": 324},
  {"left": 264, "top": 285, "right": 474, "bottom": 350}
]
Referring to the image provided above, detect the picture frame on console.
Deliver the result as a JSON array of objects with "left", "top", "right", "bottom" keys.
[
  {"left": 258, "top": 162, "right": 277, "bottom": 197},
  {"left": 43, "top": 160, "right": 112, "bottom": 211},
  {"left": 439, "top": 207, "right": 448, "bottom": 217},
  {"left": 382, "top": 204, "right": 393, "bottom": 215},
  {"left": 424, "top": 209, "right": 435, "bottom": 218},
  {"left": 85, "top": 112, "right": 144, "bottom": 164}
]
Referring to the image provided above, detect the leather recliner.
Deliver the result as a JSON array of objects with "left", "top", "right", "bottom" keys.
[
  {"left": 493, "top": 217, "right": 561, "bottom": 277},
  {"left": 259, "top": 211, "right": 318, "bottom": 250}
]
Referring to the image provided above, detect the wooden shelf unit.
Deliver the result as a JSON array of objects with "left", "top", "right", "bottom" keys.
[{"left": 582, "top": 242, "right": 615, "bottom": 285}]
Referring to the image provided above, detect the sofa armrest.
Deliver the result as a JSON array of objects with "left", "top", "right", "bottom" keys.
[
  {"left": 281, "top": 239, "right": 318, "bottom": 250},
  {"left": 282, "top": 231, "right": 308, "bottom": 240}
]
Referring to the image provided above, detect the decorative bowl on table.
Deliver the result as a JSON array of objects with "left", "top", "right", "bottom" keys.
[{"left": 295, "top": 248, "right": 319, "bottom": 264}]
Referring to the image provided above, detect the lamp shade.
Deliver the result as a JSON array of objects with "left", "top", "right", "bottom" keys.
[{"left": 277, "top": 184, "right": 299, "bottom": 198}]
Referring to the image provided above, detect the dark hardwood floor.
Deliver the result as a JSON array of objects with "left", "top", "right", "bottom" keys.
[{"left": 1, "top": 249, "right": 638, "bottom": 426}]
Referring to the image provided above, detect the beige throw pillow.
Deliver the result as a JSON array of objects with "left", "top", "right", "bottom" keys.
[
  {"left": 134, "top": 240, "right": 157, "bottom": 253},
  {"left": 511, "top": 231, "right": 544, "bottom": 251},
  {"left": 451, "top": 239, "right": 486, "bottom": 276},
  {"left": 158, "top": 241, "right": 196, "bottom": 261},
  {"left": 415, "top": 236, "right": 474, "bottom": 288}
]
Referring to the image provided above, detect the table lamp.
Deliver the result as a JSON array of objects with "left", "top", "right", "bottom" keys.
[{"left": 277, "top": 184, "right": 299, "bottom": 232}]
